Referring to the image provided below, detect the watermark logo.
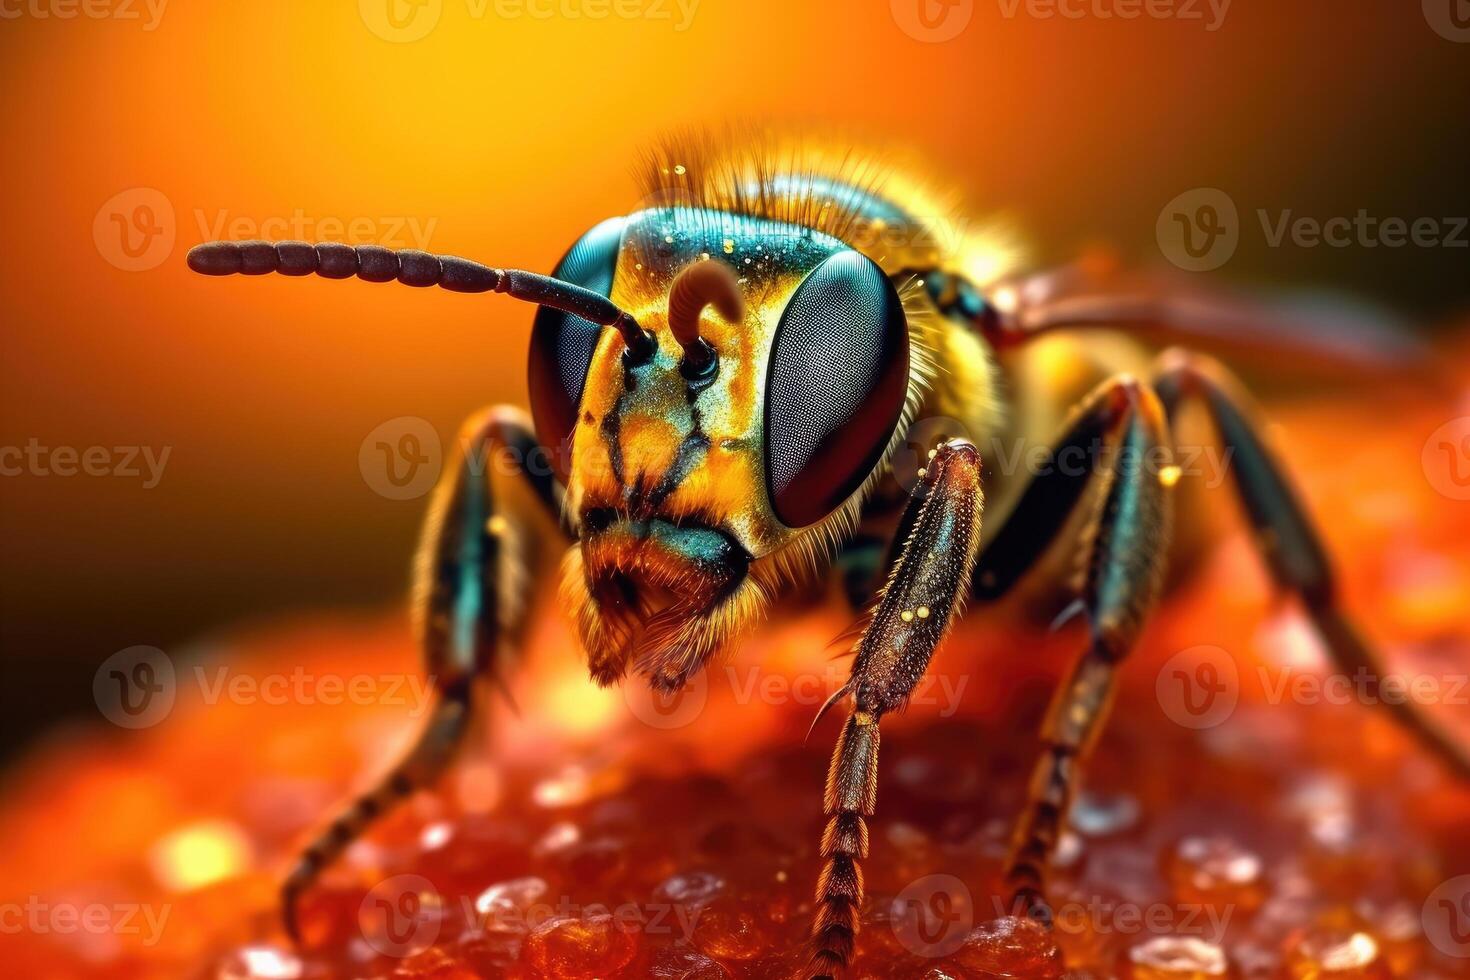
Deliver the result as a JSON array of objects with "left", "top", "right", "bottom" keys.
[
  {"left": 94, "top": 645, "right": 177, "bottom": 729},
  {"left": 891, "top": 875, "right": 974, "bottom": 958},
  {"left": 892, "top": 416, "right": 974, "bottom": 493},
  {"left": 360, "top": 0, "right": 443, "bottom": 41},
  {"left": 191, "top": 209, "right": 437, "bottom": 250},
  {"left": 622, "top": 664, "right": 970, "bottom": 729},
  {"left": 360, "top": 416, "right": 442, "bottom": 500},
  {"left": 1157, "top": 188, "right": 1239, "bottom": 272},
  {"left": 623, "top": 671, "right": 709, "bottom": 730},
  {"left": 0, "top": 897, "right": 171, "bottom": 945},
  {"left": 896, "top": 417, "right": 1232, "bottom": 494},
  {"left": 95, "top": 647, "right": 435, "bottom": 728},
  {"left": 1423, "top": 416, "right": 1470, "bottom": 501},
  {"left": 1156, "top": 644, "right": 1239, "bottom": 729},
  {"left": 1423, "top": 0, "right": 1470, "bottom": 42},
  {"left": 360, "top": 874, "right": 441, "bottom": 956},
  {"left": 94, "top": 187, "right": 175, "bottom": 272},
  {"left": 1160, "top": 188, "right": 1467, "bottom": 270},
  {"left": 1424, "top": 875, "right": 1470, "bottom": 958},
  {"left": 891, "top": 0, "right": 974, "bottom": 42},
  {"left": 995, "top": 0, "right": 1231, "bottom": 31},
  {"left": 0, "top": 0, "right": 168, "bottom": 30},
  {"left": 361, "top": 0, "right": 699, "bottom": 40},
  {"left": 0, "top": 440, "right": 171, "bottom": 488}
]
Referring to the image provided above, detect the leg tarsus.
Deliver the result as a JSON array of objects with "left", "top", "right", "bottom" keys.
[{"left": 282, "top": 681, "right": 471, "bottom": 941}]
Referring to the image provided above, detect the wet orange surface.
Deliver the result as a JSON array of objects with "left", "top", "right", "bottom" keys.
[{"left": 4, "top": 358, "right": 1470, "bottom": 979}]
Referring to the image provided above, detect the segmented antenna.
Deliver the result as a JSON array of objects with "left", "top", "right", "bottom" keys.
[{"left": 186, "top": 240, "right": 655, "bottom": 360}]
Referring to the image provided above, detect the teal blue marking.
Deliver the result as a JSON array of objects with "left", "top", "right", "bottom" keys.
[{"left": 450, "top": 458, "right": 489, "bottom": 670}]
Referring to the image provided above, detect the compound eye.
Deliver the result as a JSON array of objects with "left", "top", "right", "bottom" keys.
[
  {"left": 527, "top": 216, "right": 625, "bottom": 476},
  {"left": 764, "top": 250, "right": 910, "bottom": 527}
]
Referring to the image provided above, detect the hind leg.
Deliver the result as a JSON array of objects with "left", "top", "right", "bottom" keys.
[
  {"left": 282, "top": 406, "right": 565, "bottom": 940},
  {"left": 968, "top": 375, "right": 1175, "bottom": 921},
  {"left": 1153, "top": 348, "right": 1470, "bottom": 778}
]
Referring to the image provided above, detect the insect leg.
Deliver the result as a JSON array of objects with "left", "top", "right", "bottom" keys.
[
  {"left": 808, "top": 440, "right": 984, "bottom": 979},
  {"left": 969, "top": 376, "right": 1174, "bottom": 922},
  {"left": 1152, "top": 348, "right": 1470, "bottom": 777},
  {"left": 281, "top": 406, "right": 564, "bottom": 942}
]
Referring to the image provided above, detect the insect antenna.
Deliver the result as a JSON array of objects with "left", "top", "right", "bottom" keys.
[
  {"left": 666, "top": 259, "right": 744, "bottom": 378},
  {"left": 186, "top": 240, "right": 656, "bottom": 360}
]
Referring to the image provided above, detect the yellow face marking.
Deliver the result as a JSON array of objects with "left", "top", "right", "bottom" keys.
[{"left": 567, "top": 210, "right": 845, "bottom": 560}]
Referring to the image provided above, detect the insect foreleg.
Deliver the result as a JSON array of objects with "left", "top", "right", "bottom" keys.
[
  {"left": 970, "top": 376, "right": 1174, "bottom": 923},
  {"left": 1152, "top": 348, "right": 1470, "bottom": 778},
  {"left": 808, "top": 440, "right": 984, "bottom": 979},
  {"left": 281, "top": 406, "right": 564, "bottom": 942}
]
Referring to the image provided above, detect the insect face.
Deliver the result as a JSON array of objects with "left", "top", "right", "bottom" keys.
[{"left": 536, "top": 207, "right": 912, "bottom": 689}]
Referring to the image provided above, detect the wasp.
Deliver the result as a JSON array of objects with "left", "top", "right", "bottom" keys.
[{"left": 187, "top": 137, "right": 1466, "bottom": 977}]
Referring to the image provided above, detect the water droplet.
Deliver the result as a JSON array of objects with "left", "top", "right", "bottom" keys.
[{"left": 1128, "top": 935, "right": 1230, "bottom": 977}]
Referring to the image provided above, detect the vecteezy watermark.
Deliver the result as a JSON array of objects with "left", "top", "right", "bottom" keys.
[
  {"left": 1155, "top": 188, "right": 1240, "bottom": 272},
  {"left": 888, "top": 876, "right": 1235, "bottom": 959},
  {"left": 995, "top": 0, "right": 1230, "bottom": 31},
  {"left": 1156, "top": 645, "right": 1240, "bottom": 730},
  {"left": 1256, "top": 210, "right": 1469, "bottom": 251},
  {"left": 93, "top": 646, "right": 436, "bottom": 729},
  {"left": 94, "top": 187, "right": 176, "bottom": 272},
  {"left": 360, "top": 874, "right": 700, "bottom": 958},
  {"left": 623, "top": 670, "right": 711, "bottom": 730},
  {"left": 891, "top": 415, "right": 1234, "bottom": 495},
  {"left": 988, "top": 894, "right": 1235, "bottom": 942},
  {"left": 0, "top": 0, "right": 167, "bottom": 30},
  {"left": 894, "top": 0, "right": 1228, "bottom": 40},
  {"left": 1159, "top": 188, "right": 1468, "bottom": 271},
  {"left": 0, "top": 439, "right": 171, "bottom": 488},
  {"left": 891, "top": 0, "right": 975, "bottom": 42},
  {"left": 1423, "top": 0, "right": 1470, "bottom": 43},
  {"left": 0, "top": 897, "right": 172, "bottom": 946},
  {"left": 478, "top": 892, "right": 701, "bottom": 940},
  {"left": 892, "top": 875, "right": 975, "bottom": 958},
  {"left": 623, "top": 664, "right": 972, "bottom": 730},
  {"left": 361, "top": 874, "right": 441, "bottom": 957},
  {"left": 1156, "top": 644, "right": 1470, "bottom": 731},
  {"left": 1422, "top": 416, "right": 1470, "bottom": 501},
  {"left": 191, "top": 209, "right": 438, "bottom": 251},
  {"left": 95, "top": 188, "right": 442, "bottom": 272},
  {"left": 360, "top": 416, "right": 443, "bottom": 501},
  {"left": 193, "top": 665, "right": 434, "bottom": 717},
  {"left": 94, "top": 646, "right": 177, "bottom": 729},
  {"left": 359, "top": 0, "right": 700, "bottom": 42},
  {"left": 1424, "top": 875, "right": 1470, "bottom": 958}
]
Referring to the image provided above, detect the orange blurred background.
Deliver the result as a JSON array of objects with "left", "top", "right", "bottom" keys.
[{"left": 1, "top": 1, "right": 1468, "bottom": 756}]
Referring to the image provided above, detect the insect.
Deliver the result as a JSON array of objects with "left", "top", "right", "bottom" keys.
[{"left": 187, "top": 137, "right": 1467, "bottom": 977}]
